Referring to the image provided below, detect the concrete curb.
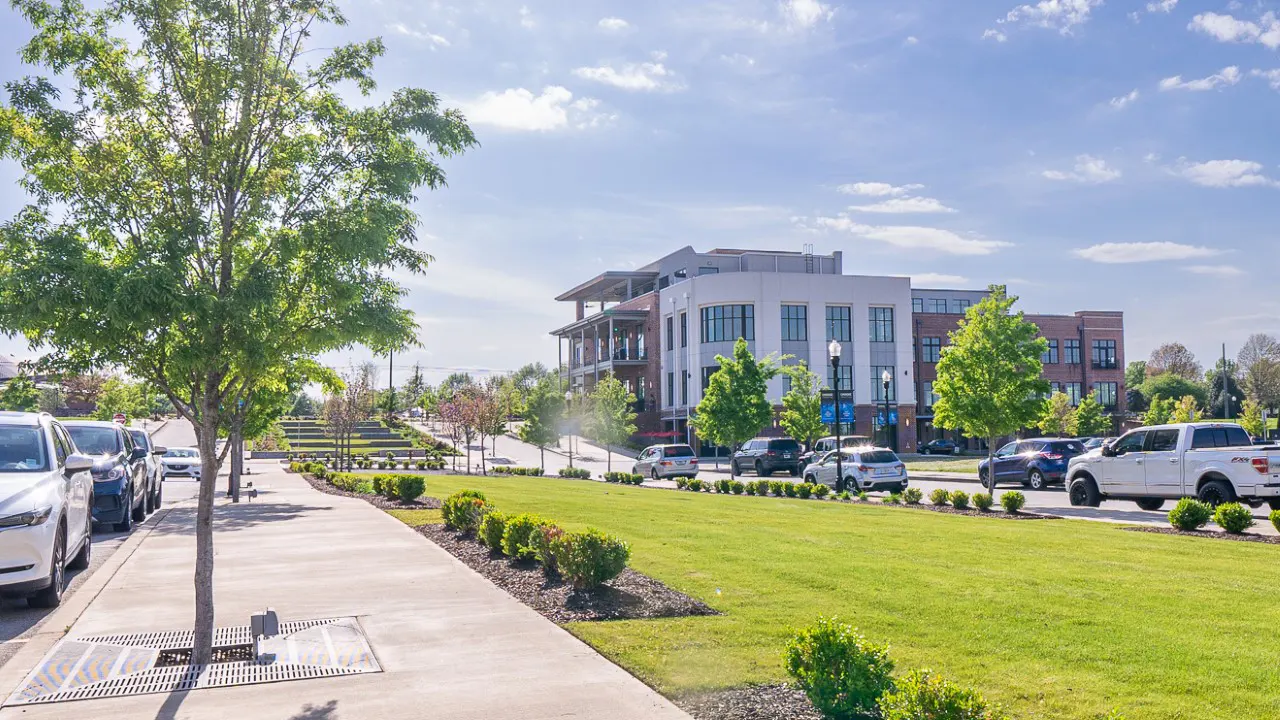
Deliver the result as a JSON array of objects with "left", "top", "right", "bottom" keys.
[{"left": 0, "top": 502, "right": 185, "bottom": 697}]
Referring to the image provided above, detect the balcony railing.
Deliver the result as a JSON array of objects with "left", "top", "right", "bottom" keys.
[
  {"left": 1092, "top": 358, "right": 1117, "bottom": 370},
  {"left": 610, "top": 348, "right": 648, "bottom": 362}
]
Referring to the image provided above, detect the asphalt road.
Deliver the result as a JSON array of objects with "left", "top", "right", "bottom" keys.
[{"left": 0, "top": 419, "right": 205, "bottom": 668}]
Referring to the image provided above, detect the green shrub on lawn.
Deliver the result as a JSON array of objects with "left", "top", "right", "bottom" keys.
[
  {"left": 502, "top": 513, "right": 547, "bottom": 560},
  {"left": 886, "top": 492, "right": 903, "bottom": 505},
  {"left": 1212, "top": 502, "right": 1255, "bottom": 534},
  {"left": 784, "top": 616, "right": 894, "bottom": 719},
  {"left": 903, "top": 487, "right": 923, "bottom": 505},
  {"left": 558, "top": 467, "right": 591, "bottom": 479},
  {"left": 769, "top": 481, "right": 784, "bottom": 496},
  {"left": 328, "top": 472, "right": 373, "bottom": 494},
  {"left": 731, "top": 480, "right": 745, "bottom": 495},
  {"left": 857, "top": 491, "right": 868, "bottom": 502},
  {"left": 478, "top": 510, "right": 509, "bottom": 549},
  {"left": 442, "top": 490, "right": 489, "bottom": 533},
  {"left": 878, "top": 668, "right": 1006, "bottom": 720},
  {"left": 797, "top": 483, "right": 813, "bottom": 499},
  {"left": 972, "top": 492, "right": 994, "bottom": 512},
  {"left": 744, "top": 481, "right": 757, "bottom": 495},
  {"left": 550, "top": 528, "right": 631, "bottom": 589},
  {"left": 675, "top": 477, "right": 689, "bottom": 490},
  {"left": 1168, "top": 498, "right": 1213, "bottom": 531},
  {"left": 686, "top": 478, "right": 703, "bottom": 492},
  {"left": 529, "top": 522, "right": 565, "bottom": 572},
  {"left": 838, "top": 490, "right": 851, "bottom": 501},
  {"left": 813, "top": 484, "right": 831, "bottom": 499},
  {"left": 1000, "top": 491, "right": 1026, "bottom": 514},
  {"left": 394, "top": 475, "right": 426, "bottom": 502},
  {"left": 929, "top": 488, "right": 951, "bottom": 506},
  {"left": 949, "top": 491, "right": 970, "bottom": 510},
  {"left": 1271, "top": 509, "right": 1280, "bottom": 534},
  {"left": 715, "top": 478, "right": 731, "bottom": 494},
  {"left": 783, "top": 482, "right": 799, "bottom": 498}
]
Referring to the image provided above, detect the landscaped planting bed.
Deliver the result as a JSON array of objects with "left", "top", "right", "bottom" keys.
[
  {"left": 296, "top": 468, "right": 440, "bottom": 511},
  {"left": 675, "top": 684, "right": 822, "bottom": 720},
  {"left": 1125, "top": 526, "right": 1280, "bottom": 544}
]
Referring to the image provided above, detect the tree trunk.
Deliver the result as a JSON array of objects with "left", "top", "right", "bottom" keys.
[
  {"left": 987, "top": 434, "right": 996, "bottom": 497},
  {"left": 539, "top": 446, "right": 545, "bottom": 472},
  {"left": 230, "top": 433, "right": 242, "bottom": 503},
  {"left": 480, "top": 434, "right": 488, "bottom": 476},
  {"left": 192, "top": 411, "right": 221, "bottom": 666}
]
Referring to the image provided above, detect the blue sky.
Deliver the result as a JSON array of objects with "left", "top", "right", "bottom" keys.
[{"left": 3, "top": 0, "right": 1279, "bottom": 385}]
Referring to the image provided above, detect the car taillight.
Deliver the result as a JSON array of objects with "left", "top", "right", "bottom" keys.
[
  {"left": 857, "top": 465, "right": 868, "bottom": 473},
  {"left": 766, "top": 451, "right": 777, "bottom": 457},
  {"left": 689, "top": 458, "right": 698, "bottom": 464},
  {"left": 660, "top": 461, "right": 672, "bottom": 466},
  {"left": 1252, "top": 457, "right": 1270, "bottom": 474},
  {"left": 1040, "top": 452, "right": 1063, "bottom": 460}
]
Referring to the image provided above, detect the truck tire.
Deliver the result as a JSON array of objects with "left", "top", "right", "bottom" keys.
[
  {"left": 1068, "top": 476, "right": 1101, "bottom": 507},
  {"left": 1269, "top": 498, "right": 1280, "bottom": 511},
  {"left": 1197, "top": 479, "right": 1234, "bottom": 507},
  {"left": 1135, "top": 498, "right": 1165, "bottom": 511}
]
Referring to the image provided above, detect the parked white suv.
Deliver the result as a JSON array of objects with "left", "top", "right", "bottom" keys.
[
  {"left": 1066, "top": 422, "right": 1280, "bottom": 511},
  {"left": 801, "top": 447, "right": 909, "bottom": 492},
  {"left": 0, "top": 412, "right": 95, "bottom": 607}
]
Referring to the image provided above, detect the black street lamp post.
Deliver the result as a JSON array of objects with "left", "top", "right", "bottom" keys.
[
  {"left": 829, "top": 340, "right": 844, "bottom": 493},
  {"left": 881, "top": 369, "right": 892, "bottom": 450}
]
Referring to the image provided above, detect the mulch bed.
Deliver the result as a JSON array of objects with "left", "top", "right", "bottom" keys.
[
  {"left": 417, "top": 524, "right": 718, "bottom": 624},
  {"left": 1124, "top": 525, "right": 1280, "bottom": 544},
  {"left": 675, "top": 684, "right": 822, "bottom": 720},
  {"left": 296, "top": 471, "right": 442, "bottom": 511}
]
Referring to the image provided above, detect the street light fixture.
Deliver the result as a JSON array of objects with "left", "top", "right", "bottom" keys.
[
  {"left": 564, "top": 390, "right": 575, "bottom": 469},
  {"left": 829, "top": 339, "right": 844, "bottom": 492},
  {"left": 881, "top": 369, "right": 892, "bottom": 450}
]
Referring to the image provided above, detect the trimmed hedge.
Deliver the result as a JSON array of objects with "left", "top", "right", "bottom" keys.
[
  {"left": 603, "top": 471, "right": 644, "bottom": 485},
  {"left": 478, "top": 510, "right": 509, "bottom": 549},
  {"left": 785, "top": 617, "right": 894, "bottom": 718},
  {"left": 502, "top": 513, "right": 547, "bottom": 560},
  {"left": 1212, "top": 502, "right": 1255, "bottom": 534},
  {"left": 550, "top": 528, "right": 631, "bottom": 589},
  {"left": 972, "top": 492, "right": 994, "bottom": 512},
  {"left": 1000, "top": 491, "right": 1026, "bottom": 514},
  {"left": 949, "top": 491, "right": 970, "bottom": 510},
  {"left": 442, "top": 490, "right": 489, "bottom": 532},
  {"left": 558, "top": 467, "right": 592, "bottom": 479},
  {"left": 494, "top": 465, "right": 544, "bottom": 476},
  {"left": 1168, "top": 498, "right": 1213, "bottom": 531}
]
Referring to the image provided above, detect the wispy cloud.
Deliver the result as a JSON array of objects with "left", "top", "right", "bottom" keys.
[
  {"left": 458, "top": 87, "right": 610, "bottom": 132},
  {"left": 1042, "top": 155, "right": 1121, "bottom": 183},
  {"left": 811, "top": 217, "right": 1011, "bottom": 255},
  {"left": 598, "top": 17, "right": 630, "bottom": 31},
  {"left": 1252, "top": 68, "right": 1280, "bottom": 89},
  {"left": 1073, "top": 241, "right": 1219, "bottom": 264},
  {"left": 1184, "top": 264, "right": 1244, "bottom": 277},
  {"left": 983, "top": 28, "right": 1008, "bottom": 42},
  {"left": 1109, "top": 89, "right": 1139, "bottom": 109},
  {"left": 988, "top": 0, "right": 1104, "bottom": 38},
  {"left": 781, "top": 0, "right": 834, "bottom": 30},
  {"left": 838, "top": 182, "right": 924, "bottom": 197},
  {"left": 1188, "top": 11, "right": 1280, "bottom": 49},
  {"left": 572, "top": 61, "right": 684, "bottom": 92},
  {"left": 388, "top": 23, "right": 450, "bottom": 48},
  {"left": 1173, "top": 158, "right": 1278, "bottom": 188},
  {"left": 1147, "top": 0, "right": 1177, "bottom": 13},
  {"left": 1158, "top": 66, "right": 1241, "bottom": 92},
  {"left": 849, "top": 197, "right": 957, "bottom": 214}
]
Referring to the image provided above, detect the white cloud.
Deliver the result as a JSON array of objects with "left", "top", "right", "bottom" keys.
[
  {"left": 388, "top": 23, "right": 450, "bottom": 47},
  {"left": 572, "top": 61, "right": 684, "bottom": 92},
  {"left": 849, "top": 197, "right": 957, "bottom": 214},
  {"left": 1252, "top": 68, "right": 1280, "bottom": 89},
  {"left": 459, "top": 87, "right": 609, "bottom": 132},
  {"left": 1158, "top": 66, "right": 1241, "bottom": 91},
  {"left": 910, "top": 273, "right": 970, "bottom": 286},
  {"left": 838, "top": 182, "right": 924, "bottom": 197},
  {"left": 721, "top": 53, "right": 757, "bottom": 67},
  {"left": 598, "top": 17, "right": 630, "bottom": 31},
  {"left": 519, "top": 5, "right": 535, "bottom": 29},
  {"left": 813, "top": 217, "right": 1011, "bottom": 255},
  {"left": 983, "top": 28, "right": 1008, "bottom": 42},
  {"left": 1188, "top": 11, "right": 1280, "bottom": 48},
  {"left": 1144, "top": 152, "right": 1162, "bottom": 163},
  {"left": 1174, "top": 158, "right": 1277, "bottom": 188},
  {"left": 905, "top": 36, "right": 920, "bottom": 45},
  {"left": 1042, "top": 155, "right": 1121, "bottom": 183},
  {"left": 1147, "top": 0, "right": 1177, "bottom": 13},
  {"left": 990, "top": 0, "right": 1104, "bottom": 37},
  {"left": 1109, "top": 89, "right": 1139, "bottom": 109},
  {"left": 1184, "top": 264, "right": 1245, "bottom": 277},
  {"left": 780, "top": 0, "right": 834, "bottom": 30},
  {"left": 1073, "top": 242, "right": 1219, "bottom": 264}
]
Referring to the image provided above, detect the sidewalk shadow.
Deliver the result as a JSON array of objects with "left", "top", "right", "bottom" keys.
[
  {"left": 147, "top": 502, "right": 333, "bottom": 537},
  {"left": 1048, "top": 506, "right": 1164, "bottom": 524},
  {"left": 155, "top": 692, "right": 338, "bottom": 720}
]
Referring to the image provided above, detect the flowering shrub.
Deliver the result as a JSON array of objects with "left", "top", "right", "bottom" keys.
[{"left": 442, "top": 490, "right": 489, "bottom": 532}]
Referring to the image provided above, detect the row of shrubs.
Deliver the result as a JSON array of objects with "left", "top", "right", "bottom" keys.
[
  {"left": 492, "top": 466, "right": 545, "bottom": 476},
  {"left": 440, "top": 490, "right": 630, "bottom": 589},
  {"left": 289, "top": 459, "right": 444, "bottom": 474},
  {"left": 676, "top": 477, "right": 834, "bottom": 498},
  {"left": 603, "top": 472, "right": 644, "bottom": 485},
  {"left": 1165, "top": 497, "right": 1272, "bottom": 534},
  {"left": 327, "top": 472, "right": 426, "bottom": 503},
  {"left": 289, "top": 450, "right": 445, "bottom": 463},
  {"left": 928, "top": 488, "right": 1027, "bottom": 513},
  {"left": 558, "top": 467, "right": 592, "bottom": 479}
]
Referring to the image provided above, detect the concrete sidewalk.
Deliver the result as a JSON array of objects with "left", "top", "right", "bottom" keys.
[{"left": 0, "top": 463, "right": 690, "bottom": 719}]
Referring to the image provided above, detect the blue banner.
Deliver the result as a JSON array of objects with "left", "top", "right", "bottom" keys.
[{"left": 820, "top": 401, "right": 855, "bottom": 424}]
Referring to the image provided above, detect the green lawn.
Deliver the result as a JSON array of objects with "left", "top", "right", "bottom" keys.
[
  {"left": 902, "top": 455, "right": 982, "bottom": 474},
  {"left": 415, "top": 474, "right": 1280, "bottom": 720},
  {"left": 386, "top": 508, "right": 441, "bottom": 526}
]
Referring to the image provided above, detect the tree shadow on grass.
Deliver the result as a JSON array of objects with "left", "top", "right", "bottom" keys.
[{"left": 147, "top": 502, "right": 333, "bottom": 537}]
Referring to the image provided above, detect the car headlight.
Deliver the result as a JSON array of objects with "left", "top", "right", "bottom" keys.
[
  {"left": 0, "top": 506, "right": 52, "bottom": 528},
  {"left": 94, "top": 465, "right": 126, "bottom": 482}
]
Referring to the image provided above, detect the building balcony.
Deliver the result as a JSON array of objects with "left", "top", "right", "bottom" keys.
[{"left": 1092, "top": 359, "right": 1118, "bottom": 370}]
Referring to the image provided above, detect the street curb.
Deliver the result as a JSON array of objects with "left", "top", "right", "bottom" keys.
[{"left": 0, "top": 502, "right": 186, "bottom": 699}]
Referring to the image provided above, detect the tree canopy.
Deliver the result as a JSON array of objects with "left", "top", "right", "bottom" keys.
[
  {"left": 1141, "top": 373, "right": 1208, "bottom": 408},
  {"left": 690, "top": 339, "right": 783, "bottom": 477},
  {"left": 779, "top": 363, "right": 826, "bottom": 451},
  {"left": 1146, "top": 343, "right": 1202, "bottom": 381},
  {"left": 588, "top": 374, "right": 637, "bottom": 472},
  {"left": 518, "top": 376, "right": 563, "bottom": 471},
  {"left": 1073, "top": 393, "right": 1111, "bottom": 437},
  {"left": 1037, "top": 392, "right": 1076, "bottom": 437}
]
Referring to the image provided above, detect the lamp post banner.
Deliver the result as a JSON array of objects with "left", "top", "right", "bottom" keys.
[{"left": 820, "top": 401, "right": 855, "bottom": 424}]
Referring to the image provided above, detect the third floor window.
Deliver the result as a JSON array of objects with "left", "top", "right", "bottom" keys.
[
  {"left": 869, "top": 307, "right": 894, "bottom": 343},
  {"left": 781, "top": 304, "right": 807, "bottom": 342},
  {"left": 826, "top": 306, "right": 851, "bottom": 343},
  {"left": 1091, "top": 339, "right": 1116, "bottom": 369},
  {"left": 1042, "top": 339, "right": 1058, "bottom": 365},
  {"left": 1064, "top": 339, "right": 1081, "bottom": 365},
  {"left": 701, "top": 304, "right": 754, "bottom": 343}
]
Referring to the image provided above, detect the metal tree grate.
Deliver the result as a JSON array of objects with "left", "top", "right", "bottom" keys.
[{"left": 6, "top": 617, "right": 380, "bottom": 706}]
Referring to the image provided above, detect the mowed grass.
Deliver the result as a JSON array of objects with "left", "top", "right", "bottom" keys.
[
  {"left": 421, "top": 474, "right": 1280, "bottom": 720},
  {"left": 385, "top": 508, "right": 441, "bottom": 526},
  {"left": 902, "top": 454, "right": 983, "bottom": 473}
]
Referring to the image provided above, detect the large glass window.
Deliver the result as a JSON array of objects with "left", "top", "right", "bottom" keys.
[
  {"left": 869, "top": 307, "right": 895, "bottom": 342},
  {"left": 781, "top": 305, "right": 808, "bottom": 341},
  {"left": 701, "top": 366, "right": 719, "bottom": 392},
  {"left": 1092, "top": 339, "right": 1117, "bottom": 369},
  {"left": 1094, "top": 382, "right": 1118, "bottom": 407},
  {"left": 701, "top": 304, "right": 755, "bottom": 342},
  {"left": 922, "top": 381, "right": 938, "bottom": 409},
  {"left": 1042, "top": 339, "right": 1058, "bottom": 365},
  {"left": 681, "top": 371, "right": 689, "bottom": 405},
  {"left": 921, "top": 337, "right": 941, "bottom": 363},
  {"left": 1064, "top": 339, "right": 1081, "bottom": 365},
  {"left": 827, "top": 365, "right": 853, "bottom": 392},
  {"left": 912, "top": 298, "right": 924, "bottom": 313},
  {"left": 0, "top": 427, "right": 48, "bottom": 472},
  {"left": 1063, "top": 382, "right": 1083, "bottom": 406},
  {"left": 825, "top": 306, "right": 851, "bottom": 342},
  {"left": 665, "top": 316, "right": 673, "bottom": 352},
  {"left": 928, "top": 299, "right": 947, "bottom": 314},
  {"left": 680, "top": 312, "right": 688, "bottom": 348},
  {"left": 666, "top": 372, "right": 674, "bottom": 407},
  {"left": 872, "top": 366, "right": 896, "bottom": 402}
]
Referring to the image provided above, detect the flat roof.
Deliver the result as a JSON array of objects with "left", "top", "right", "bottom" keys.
[{"left": 554, "top": 271, "right": 658, "bottom": 303}]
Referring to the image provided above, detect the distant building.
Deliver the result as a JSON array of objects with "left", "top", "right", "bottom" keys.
[
  {"left": 0, "top": 356, "right": 20, "bottom": 383},
  {"left": 551, "top": 247, "right": 1125, "bottom": 452}
]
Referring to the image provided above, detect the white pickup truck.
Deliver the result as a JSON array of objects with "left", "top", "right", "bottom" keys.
[{"left": 1066, "top": 422, "right": 1280, "bottom": 511}]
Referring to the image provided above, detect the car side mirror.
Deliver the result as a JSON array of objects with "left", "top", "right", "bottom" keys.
[
  {"left": 64, "top": 454, "right": 93, "bottom": 473},
  {"left": 153, "top": 446, "right": 167, "bottom": 455},
  {"left": 130, "top": 447, "right": 149, "bottom": 461},
  {"left": 1100, "top": 445, "right": 1115, "bottom": 457}
]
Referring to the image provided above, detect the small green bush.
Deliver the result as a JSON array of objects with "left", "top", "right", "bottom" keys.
[
  {"left": 502, "top": 513, "right": 546, "bottom": 560},
  {"left": 783, "top": 482, "right": 799, "bottom": 498},
  {"left": 929, "top": 488, "right": 950, "bottom": 506},
  {"left": 857, "top": 491, "right": 868, "bottom": 501},
  {"left": 550, "top": 528, "right": 631, "bottom": 589},
  {"left": 558, "top": 467, "right": 591, "bottom": 479},
  {"left": 1213, "top": 502, "right": 1255, "bottom": 534},
  {"left": 394, "top": 475, "right": 426, "bottom": 502},
  {"left": 731, "top": 480, "right": 745, "bottom": 494},
  {"left": 744, "top": 482, "right": 757, "bottom": 495},
  {"left": 529, "top": 522, "right": 565, "bottom": 572},
  {"left": 797, "top": 483, "right": 813, "bottom": 499},
  {"left": 416, "top": 461, "right": 426, "bottom": 470},
  {"left": 1271, "top": 509, "right": 1280, "bottom": 533},
  {"left": 886, "top": 492, "right": 902, "bottom": 505},
  {"left": 949, "top": 490, "right": 970, "bottom": 510},
  {"left": 903, "top": 487, "right": 923, "bottom": 504},
  {"left": 675, "top": 477, "right": 689, "bottom": 490},
  {"left": 442, "top": 490, "right": 489, "bottom": 533},
  {"left": 385, "top": 451, "right": 396, "bottom": 461},
  {"left": 478, "top": 510, "right": 509, "bottom": 549},
  {"left": 371, "top": 475, "right": 386, "bottom": 496},
  {"left": 687, "top": 478, "right": 703, "bottom": 492},
  {"left": 1168, "top": 497, "right": 1213, "bottom": 531},
  {"left": 813, "top": 484, "right": 831, "bottom": 498},
  {"left": 972, "top": 492, "right": 994, "bottom": 512},
  {"left": 328, "top": 472, "right": 373, "bottom": 494},
  {"left": 878, "top": 668, "right": 1005, "bottom": 720},
  {"left": 839, "top": 491, "right": 851, "bottom": 501},
  {"left": 769, "top": 481, "right": 784, "bottom": 496},
  {"left": 784, "top": 617, "right": 894, "bottom": 719},
  {"left": 1000, "top": 491, "right": 1026, "bottom": 514},
  {"left": 715, "top": 478, "right": 731, "bottom": 494}
]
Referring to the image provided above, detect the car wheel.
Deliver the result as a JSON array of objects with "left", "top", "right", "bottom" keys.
[
  {"left": 132, "top": 486, "right": 147, "bottom": 522},
  {"left": 756, "top": 461, "right": 771, "bottom": 478},
  {"left": 1068, "top": 476, "right": 1101, "bottom": 507},
  {"left": 115, "top": 490, "right": 134, "bottom": 533},
  {"left": 804, "top": 474, "right": 816, "bottom": 484},
  {"left": 1268, "top": 498, "right": 1280, "bottom": 511},
  {"left": 1027, "top": 469, "right": 1047, "bottom": 491},
  {"left": 29, "top": 524, "right": 66, "bottom": 609},
  {"left": 921, "top": 448, "right": 931, "bottom": 455},
  {"left": 1135, "top": 497, "right": 1165, "bottom": 511},
  {"left": 1197, "top": 479, "right": 1234, "bottom": 507},
  {"left": 979, "top": 467, "right": 994, "bottom": 490}
]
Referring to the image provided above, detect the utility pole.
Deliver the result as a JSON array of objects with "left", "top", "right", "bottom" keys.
[{"left": 1222, "top": 343, "right": 1229, "bottom": 420}]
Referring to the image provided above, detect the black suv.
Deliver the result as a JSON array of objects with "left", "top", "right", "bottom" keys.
[{"left": 732, "top": 438, "right": 803, "bottom": 477}]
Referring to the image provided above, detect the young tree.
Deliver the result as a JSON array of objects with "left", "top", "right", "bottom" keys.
[
  {"left": 518, "top": 377, "right": 564, "bottom": 470},
  {"left": 93, "top": 376, "right": 149, "bottom": 420},
  {"left": 779, "top": 363, "right": 826, "bottom": 451},
  {"left": 61, "top": 373, "right": 107, "bottom": 410},
  {"left": 1037, "top": 392, "right": 1077, "bottom": 437},
  {"left": 588, "top": 374, "right": 638, "bottom": 473},
  {"left": 1143, "top": 396, "right": 1176, "bottom": 426},
  {"left": 1073, "top": 393, "right": 1112, "bottom": 437},
  {"left": 932, "top": 286, "right": 1049, "bottom": 492},
  {"left": 475, "top": 378, "right": 508, "bottom": 475},
  {"left": 1206, "top": 358, "right": 1243, "bottom": 418},
  {"left": 1171, "top": 395, "right": 1200, "bottom": 424},
  {"left": 1125, "top": 361, "right": 1149, "bottom": 412},
  {"left": 0, "top": 0, "right": 475, "bottom": 663},
  {"left": 690, "top": 339, "right": 784, "bottom": 478},
  {"left": 1244, "top": 357, "right": 1280, "bottom": 412},
  {"left": 1141, "top": 373, "right": 1208, "bottom": 408},
  {"left": 37, "top": 386, "right": 65, "bottom": 415},
  {"left": 1147, "top": 343, "right": 1202, "bottom": 380},
  {"left": 1239, "top": 398, "right": 1266, "bottom": 438},
  {"left": 0, "top": 373, "right": 39, "bottom": 412},
  {"left": 402, "top": 364, "right": 428, "bottom": 410},
  {"left": 324, "top": 366, "right": 375, "bottom": 470}
]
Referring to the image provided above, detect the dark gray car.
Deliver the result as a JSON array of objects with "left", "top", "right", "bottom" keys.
[{"left": 732, "top": 438, "right": 803, "bottom": 477}]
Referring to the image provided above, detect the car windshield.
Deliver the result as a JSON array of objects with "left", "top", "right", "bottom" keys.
[
  {"left": 663, "top": 445, "right": 695, "bottom": 457},
  {"left": 127, "top": 430, "right": 150, "bottom": 449},
  {"left": 860, "top": 450, "right": 899, "bottom": 464},
  {"left": 165, "top": 448, "right": 199, "bottom": 459},
  {"left": 67, "top": 426, "right": 122, "bottom": 455},
  {"left": 769, "top": 439, "right": 801, "bottom": 451},
  {"left": 0, "top": 427, "right": 48, "bottom": 472}
]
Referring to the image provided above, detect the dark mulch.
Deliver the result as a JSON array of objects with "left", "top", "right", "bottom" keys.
[
  {"left": 676, "top": 684, "right": 823, "bottom": 720},
  {"left": 1125, "top": 525, "right": 1280, "bottom": 544},
  {"left": 297, "top": 471, "right": 442, "bottom": 511},
  {"left": 417, "top": 524, "right": 718, "bottom": 624}
]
